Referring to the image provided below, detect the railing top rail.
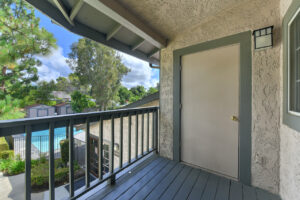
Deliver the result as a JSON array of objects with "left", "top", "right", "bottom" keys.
[{"left": 0, "top": 106, "right": 159, "bottom": 136}]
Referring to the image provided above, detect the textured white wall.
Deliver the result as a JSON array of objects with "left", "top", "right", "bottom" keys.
[
  {"left": 279, "top": 0, "right": 300, "bottom": 200},
  {"left": 160, "top": 0, "right": 281, "bottom": 194}
]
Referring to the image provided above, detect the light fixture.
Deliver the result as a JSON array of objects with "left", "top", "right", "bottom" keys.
[{"left": 253, "top": 26, "right": 274, "bottom": 49}]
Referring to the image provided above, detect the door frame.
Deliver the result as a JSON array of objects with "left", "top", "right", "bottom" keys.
[{"left": 173, "top": 31, "right": 252, "bottom": 185}]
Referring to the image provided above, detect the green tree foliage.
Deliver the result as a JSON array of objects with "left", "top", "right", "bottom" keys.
[
  {"left": 0, "top": 0, "right": 56, "bottom": 99},
  {"left": 67, "top": 39, "right": 129, "bottom": 110},
  {"left": 21, "top": 81, "right": 56, "bottom": 107},
  {"left": 147, "top": 87, "right": 158, "bottom": 95},
  {"left": 129, "top": 85, "right": 147, "bottom": 102},
  {"left": 0, "top": 95, "right": 25, "bottom": 120},
  {"left": 117, "top": 85, "right": 159, "bottom": 106},
  {"left": 118, "top": 86, "right": 132, "bottom": 105},
  {"left": 71, "top": 91, "right": 95, "bottom": 113},
  {"left": 55, "top": 73, "right": 90, "bottom": 94}
]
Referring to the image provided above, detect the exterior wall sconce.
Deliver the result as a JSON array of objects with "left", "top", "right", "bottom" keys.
[{"left": 253, "top": 26, "right": 274, "bottom": 49}]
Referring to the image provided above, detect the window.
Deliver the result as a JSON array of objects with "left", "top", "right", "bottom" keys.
[
  {"left": 289, "top": 10, "right": 300, "bottom": 114},
  {"left": 283, "top": 1, "right": 300, "bottom": 132}
]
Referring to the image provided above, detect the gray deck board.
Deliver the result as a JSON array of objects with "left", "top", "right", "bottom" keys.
[
  {"left": 103, "top": 158, "right": 168, "bottom": 200},
  {"left": 187, "top": 170, "right": 210, "bottom": 200},
  {"left": 229, "top": 181, "right": 243, "bottom": 200},
  {"left": 145, "top": 163, "right": 185, "bottom": 200},
  {"left": 200, "top": 174, "right": 220, "bottom": 200},
  {"left": 243, "top": 184, "right": 257, "bottom": 200},
  {"left": 159, "top": 165, "right": 193, "bottom": 200},
  {"left": 86, "top": 156, "right": 281, "bottom": 200},
  {"left": 173, "top": 168, "right": 200, "bottom": 200},
  {"left": 117, "top": 160, "right": 174, "bottom": 200},
  {"left": 131, "top": 161, "right": 178, "bottom": 200},
  {"left": 215, "top": 177, "right": 230, "bottom": 200}
]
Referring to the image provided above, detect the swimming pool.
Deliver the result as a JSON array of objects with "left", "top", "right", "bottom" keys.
[{"left": 29, "top": 127, "right": 83, "bottom": 153}]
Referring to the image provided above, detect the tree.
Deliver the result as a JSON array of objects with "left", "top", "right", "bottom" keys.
[
  {"left": 67, "top": 39, "right": 129, "bottom": 110},
  {"left": 0, "top": 0, "right": 56, "bottom": 98},
  {"left": 147, "top": 87, "right": 158, "bottom": 95},
  {"left": 118, "top": 86, "right": 132, "bottom": 105},
  {"left": 55, "top": 73, "right": 90, "bottom": 94},
  {"left": 0, "top": 95, "right": 25, "bottom": 120},
  {"left": 71, "top": 91, "right": 95, "bottom": 113},
  {"left": 129, "top": 85, "right": 146, "bottom": 102},
  {"left": 21, "top": 81, "right": 56, "bottom": 106}
]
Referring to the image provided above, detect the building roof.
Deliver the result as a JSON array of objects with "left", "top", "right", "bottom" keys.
[
  {"left": 122, "top": 92, "right": 159, "bottom": 109},
  {"left": 52, "top": 91, "right": 71, "bottom": 100},
  {"left": 55, "top": 102, "right": 71, "bottom": 107},
  {"left": 25, "top": 104, "right": 53, "bottom": 109}
]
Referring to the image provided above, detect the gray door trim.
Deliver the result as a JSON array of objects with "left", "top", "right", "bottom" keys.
[{"left": 173, "top": 31, "right": 252, "bottom": 185}]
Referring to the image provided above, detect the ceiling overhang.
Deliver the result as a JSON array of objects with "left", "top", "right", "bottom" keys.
[{"left": 25, "top": 0, "right": 168, "bottom": 65}]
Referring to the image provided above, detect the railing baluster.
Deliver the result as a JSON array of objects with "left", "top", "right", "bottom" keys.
[
  {"left": 99, "top": 118, "right": 103, "bottom": 180},
  {"left": 135, "top": 112, "right": 138, "bottom": 159},
  {"left": 147, "top": 111, "right": 150, "bottom": 152},
  {"left": 152, "top": 111, "right": 155, "bottom": 150},
  {"left": 141, "top": 112, "right": 144, "bottom": 155},
  {"left": 155, "top": 110, "right": 159, "bottom": 153},
  {"left": 128, "top": 114, "right": 131, "bottom": 163},
  {"left": 49, "top": 122, "right": 55, "bottom": 200},
  {"left": 25, "top": 125, "right": 32, "bottom": 200},
  {"left": 109, "top": 116, "right": 115, "bottom": 184},
  {"left": 69, "top": 120, "right": 74, "bottom": 197},
  {"left": 85, "top": 118, "right": 90, "bottom": 188},
  {"left": 119, "top": 115, "right": 123, "bottom": 168}
]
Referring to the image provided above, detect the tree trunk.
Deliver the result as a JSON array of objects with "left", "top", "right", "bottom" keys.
[{"left": 1, "top": 66, "right": 7, "bottom": 94}]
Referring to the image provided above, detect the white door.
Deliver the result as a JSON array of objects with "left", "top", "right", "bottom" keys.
[{"left": 181, "top": 44, "right": 240, "bottom": 179}]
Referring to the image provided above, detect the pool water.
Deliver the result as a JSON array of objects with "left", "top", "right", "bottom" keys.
[{"left": 30, "top": 127, "right": 83, "bottom": 153}]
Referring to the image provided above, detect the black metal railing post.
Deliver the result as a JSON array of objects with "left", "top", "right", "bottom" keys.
[
  {"left": 69, "top": 119, "right": 75, "bottom": 197},
  {"left": 99, "top": 118, "right": 103, "bottom": 180},
  {"left": 109, "top": 116, "right": 115, "bottom": 185},
  {"left": 119, "top": 115, "right": 123, "bottom": 169},
  {"left": 25, "top": 125, "right": 32, "bottom": 200},
  {"left": 49, "top": 122, "right": 55, "bottom": 200},
  {"left": 128, "top": 114, "right": 131, "bottom": 163},
  {"left": 85, "top": 118, "right": 91, "bottom": 188}
]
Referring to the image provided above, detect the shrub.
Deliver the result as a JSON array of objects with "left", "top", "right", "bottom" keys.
[
  {"left": 31, "top": 158, "right": 82, "bottom": 191},
  {"left": 0, "top": 150, "right": 14, "bottom": 159},
  {"left": 0, "top": 137, "right": 9, "bottom": 151},
  {"left": 0, "top": 158, "right": 25, "bottom": 175},
  {"left": 60, "top": 139, "right": 69, "bottom": 165}
]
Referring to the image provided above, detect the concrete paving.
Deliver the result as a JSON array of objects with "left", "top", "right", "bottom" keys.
[{"left": 0, "top": 172, "right": 44, "bottom": 200}]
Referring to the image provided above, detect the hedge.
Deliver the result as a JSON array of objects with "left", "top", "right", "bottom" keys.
[
  {"left": 0, "top": 137, "right": 9, "bottom": 151},
  {"left": 60, "top": 139, "right": 69, "bottom": 165},
  {"left": 0, "top": 150, "right": 14, "bottom": 159}
]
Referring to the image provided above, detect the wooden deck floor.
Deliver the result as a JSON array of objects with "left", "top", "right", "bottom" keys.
[{"left": 86, "top": 156, "right": 281, "bottom": 200}]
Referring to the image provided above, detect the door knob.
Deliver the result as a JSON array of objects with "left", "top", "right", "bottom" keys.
[{"left": 231, "top": 116, "right": 239, "bottom": 122}]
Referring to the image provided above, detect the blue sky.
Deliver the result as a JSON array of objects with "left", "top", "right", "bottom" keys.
[{"left": 35, "top": 10, "right": 159, "bottom": 89}]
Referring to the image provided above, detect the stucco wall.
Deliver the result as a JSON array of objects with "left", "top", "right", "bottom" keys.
[
  {"left": 160, "top": 0, "right": 281, "bottom": 194},
  {"left": 279, "top": 0, "right": 300, "bottom": 200}
]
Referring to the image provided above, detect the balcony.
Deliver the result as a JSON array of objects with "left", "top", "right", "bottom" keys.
[{"left": 0, "top": 106, "right": 280, "bottom": 200}]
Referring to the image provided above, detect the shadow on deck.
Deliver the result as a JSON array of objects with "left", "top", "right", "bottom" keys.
[{"left": 84, "top": 156, "right": 281, "bottom": 200}]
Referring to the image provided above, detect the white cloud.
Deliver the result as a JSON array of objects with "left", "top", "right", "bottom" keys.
[
  {"left": 36, "top": 47, "right": 71, "bottom": 82},
  {"left": 35, "top": 47, "right": 159, "bottom": 89},
  {"left": 120, "top": 52, "right": 159, "bottom": 89}
]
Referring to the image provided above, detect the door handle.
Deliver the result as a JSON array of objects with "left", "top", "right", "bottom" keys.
[{"left": 231, "top": 115, "right": 239, "bottom": 122}]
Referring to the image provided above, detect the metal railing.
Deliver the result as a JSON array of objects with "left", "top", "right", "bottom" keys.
[{"left": 0, "top": 106, "right": 159, "bottom": 200}]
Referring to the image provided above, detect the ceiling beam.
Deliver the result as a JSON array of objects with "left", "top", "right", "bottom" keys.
[
  {"left": 53, "top": 0, "right": 74, "bottom": 26},
  {"left": 25, "top": 0, "right": 160, "bottom": 65},
  {"left": 131, "top": 39, "right": 145, "bottom": 51},
  {"left": 70, "top": 0, "right": 84, "bottom": 21},
  {"left": 106, "top": 24, "right": 122, "bottom": 41},
  {"left": 85, "top": 0, "right": 167, "bottom": 48},
  {"left": 147, "top": 48, "right": 159, "bottom": 58}
]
